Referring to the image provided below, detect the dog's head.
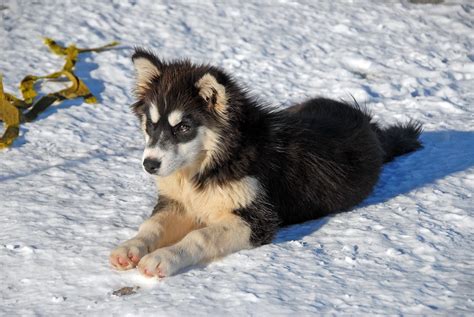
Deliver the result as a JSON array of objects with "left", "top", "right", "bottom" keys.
[{"left": 130, "top": 48, "right": 232, "bottom": 177}]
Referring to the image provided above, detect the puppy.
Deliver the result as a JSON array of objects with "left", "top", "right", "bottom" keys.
[{"left": 109, "top": 49, "right": 422, "bottom": 277}]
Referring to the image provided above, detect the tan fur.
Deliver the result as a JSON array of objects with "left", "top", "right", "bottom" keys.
[
  {"left": 133, "top": 159, "right": 260, "bottom": 276},
  {"left": 110, "top": 171, "right": 257, "bottom": 275},
  {"left": 109, "top": 205, "right": 202, "bottom": 270},
  {"left": 168, "top": 109, "right": 183, "bottom": 127},
  {"left": 140, "top": 114, "right": 149, "bottom": 142},
  {"left": 149, "top": 102, "right": 160, "bottom": 123},
  {"left": 195, "top": 73, "right": 228, "bottom": 116},
  {"left": 157, "top": 173, "right": 259, "bottom": 225},
  {"left": 200, "top": 127, "right": 223, "bottom": 172},
  {"left": 110, "top": 207, "right": 199, "bottom": 266},
  {"left": 139, "top": 207, "right": 202, "bottom": 250},
  {"left": 133, "top": 57, "right": 161, "bottom": 95},
  {"left": 137, "top": 214, "right": 252, "bottom": 276},
  {"left": 110, "top": 157, "right": 259, "bottom": 275}
]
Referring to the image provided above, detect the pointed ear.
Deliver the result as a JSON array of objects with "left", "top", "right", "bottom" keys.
[
  {"left": 132, "top": 48, "right": 162, "bottom": 94},
  {"left": 195, "top": 73, "right": 228, "bottom": 115}
]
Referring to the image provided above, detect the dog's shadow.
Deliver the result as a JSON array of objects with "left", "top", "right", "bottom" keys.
[{"left": 275, "top": 130, "right": 474, "bottom": 243}]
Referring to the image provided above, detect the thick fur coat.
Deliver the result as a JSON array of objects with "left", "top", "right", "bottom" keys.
[{"left": 109, "top": 49, "right": 422, "bottom": 277}]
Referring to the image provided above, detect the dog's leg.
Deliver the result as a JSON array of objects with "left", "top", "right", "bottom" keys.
[
  {"left": 109, "top": 198, "right": 198, "bottom": 270},
  {"left": 137, "top": 215, "right": 252, "bottom": 277}
]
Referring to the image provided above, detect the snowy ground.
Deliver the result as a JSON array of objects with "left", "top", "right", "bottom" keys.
[{"left": 1, "top": 0, "right": 473, "bottom": 315}]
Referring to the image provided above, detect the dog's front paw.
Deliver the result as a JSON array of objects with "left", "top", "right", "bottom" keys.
[
  {"left": 109, "top": 239, "right": 149, "bottom": 271},
  {"left": 137, "top": 248, "right": 181, "bottom": 278}
]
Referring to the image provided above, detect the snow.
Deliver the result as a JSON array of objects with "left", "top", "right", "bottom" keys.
[{"left": 1, "top": 0, "right": 473, "bottom": 315}]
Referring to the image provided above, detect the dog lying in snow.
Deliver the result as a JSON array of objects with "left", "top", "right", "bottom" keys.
[{"left": 109, "top": 49, "right": 422, "bottom": 277}]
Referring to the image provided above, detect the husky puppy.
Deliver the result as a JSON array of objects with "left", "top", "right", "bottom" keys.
[{"left": 110, "top": 49, "right": 422, "bottom": 278}]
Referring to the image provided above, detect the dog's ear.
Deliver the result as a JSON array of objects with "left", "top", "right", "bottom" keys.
[
  {"left": 132, "top": 48, "right": 162, "bottom": 95},
  {"left": 195, "top": 73, "right": 228, "bottom": 115}
]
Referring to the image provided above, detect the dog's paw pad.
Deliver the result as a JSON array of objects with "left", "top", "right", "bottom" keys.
[
  {"left": 141, "top": 266, "right": 166, "bottom": 278},
  {"left": 109, "top": 239, "right": 148, "bottom": 271},
  {"left": 142, "top": 267, "right": 155, "bottom": 277},
  {"left": 129, "top": 253, "right": 141, "bottom": 264},
  {"left": 117, "top": 256, "right": 130, "bottom": 266},
  {"left": 138, "top": 251, "right": 174, "bottom": 278}
]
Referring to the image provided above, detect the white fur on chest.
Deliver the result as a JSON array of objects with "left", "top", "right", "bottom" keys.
[{"left": 156, "top": 174, "right": 259, "bottom": 224}]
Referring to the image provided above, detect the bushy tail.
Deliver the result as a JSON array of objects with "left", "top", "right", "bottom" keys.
[{"left": 373, "top": 121, "right": 423, "bottom": 163}]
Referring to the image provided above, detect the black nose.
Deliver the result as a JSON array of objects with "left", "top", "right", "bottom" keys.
[{"left": 143, "top": 159, "right": 161, "bottom": 174}]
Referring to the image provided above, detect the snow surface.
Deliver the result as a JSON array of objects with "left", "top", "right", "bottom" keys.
[{"left": 1, "top": 0, "right": 473, "bottom": 315}]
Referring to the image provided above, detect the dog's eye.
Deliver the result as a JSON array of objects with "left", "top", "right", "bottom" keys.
[
  {"left": 146, "top": 119, "right": 154, "bottom": 132},
  {"left": 174, "top": 122, "right": 191, "bottom": 134}
]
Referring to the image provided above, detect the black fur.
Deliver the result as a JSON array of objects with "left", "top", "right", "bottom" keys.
[
  {"left": 191, "top": 81, "right": 422, "bottom": 245},
  {"left": 132, "top": 49, "right": 423, "bottom": 247},
  {"left": 234, "top": 198, "right": 280, "bottom": 245},
  {"left": 372, "top": 121, "right": 423, "bottom": 163}
]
